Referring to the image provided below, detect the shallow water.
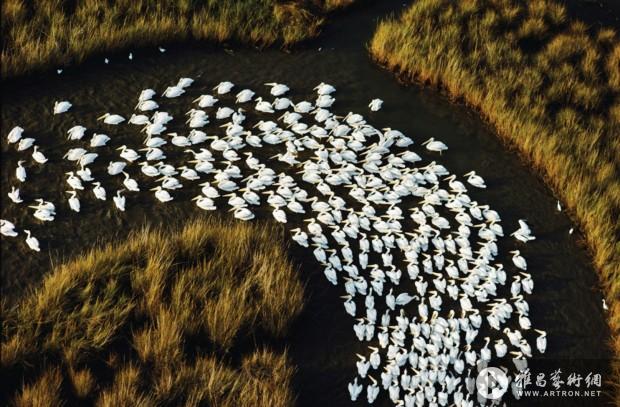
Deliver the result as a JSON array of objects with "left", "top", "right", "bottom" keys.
[{"left": 0, "top": 0, "right": 612, "bottom": 405}]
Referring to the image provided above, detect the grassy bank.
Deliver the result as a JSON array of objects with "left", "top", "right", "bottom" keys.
[
  {"left": 370, "top": 0, "right": 619, "bottom": 398},
  {"left": 0, "top": 217, "right": 303, "bottom": 406},
  {"left": 0, "top": 0, "right": 355, "bottom": 78}
]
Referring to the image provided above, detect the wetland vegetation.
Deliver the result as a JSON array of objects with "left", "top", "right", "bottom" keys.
[{"left": 370, "top": 0, "right": 620, "bottom": 396}]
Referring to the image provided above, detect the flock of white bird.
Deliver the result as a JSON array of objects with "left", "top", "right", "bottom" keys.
[{"left": 2, "top": 77, "right": 546, "bottom": 406}]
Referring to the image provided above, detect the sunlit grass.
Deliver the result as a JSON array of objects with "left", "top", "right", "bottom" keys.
[
  {"left": 1, "top": 217, "right": 303, "bottom": 406},
  {"left": 370, "top": 0, "right": 619, "bottom": 400},
  {"left": 0, "top": 0, "right": 353, "bottom": 78}
]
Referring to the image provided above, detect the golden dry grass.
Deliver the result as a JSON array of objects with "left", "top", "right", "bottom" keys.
[
  {"left": 370, "top": 0, "right": 619, "bottom": 400},
  {"left": 0, "top": 0, "right": 354, "bottom": 78},
  {"left": 1, "top": 217, "right": 303, "bottom": 406}
]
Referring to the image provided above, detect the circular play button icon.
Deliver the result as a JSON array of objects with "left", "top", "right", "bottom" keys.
[{"left": 476, "top": 367, "right": 509, "bottom": 400}]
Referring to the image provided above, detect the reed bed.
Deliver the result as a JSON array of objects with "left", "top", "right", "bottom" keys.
[
  {"left": 0, "top": 0, "right": 354, "bottom": 78},
  {"left": 370, "top": 0, "right": 619, "bottom": 399},
  {"left": 0, "top": 217, "right": 303, "bottom": 406}
]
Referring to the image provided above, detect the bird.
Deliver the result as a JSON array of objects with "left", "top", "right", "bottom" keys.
[
  {"left": 24, "top": 230, "right": 40, "bottom": 251},
  {"left": 15, "top": 161, "right": 27, "bottom": 182},
  {"left": 53, "top": 100, "right": 72, "bottom": 114},
  {"left": 31, "top": 146, "right": 48, "bottom": 164},
  {"left": 1, "top": 220, "right": 18, "bottom": 237},
  {"left": 422, "top": 137, "right": 448, "bottom": 154},
  {"left": 97, "top": 113, "right": 125, "bottom": 125},
  {"left": 7, "top": 186, "right": 23, "bottom": 203},
  {"left": 369, "top": 99, "right": 383, "bottom": 111},
  {"left": 213, "top": 81, "right": 234, "bottom": 94},
  {"left": 66, "top": 191, "right": 81, "bottom": 212},
  {"left": 113, "top": 190, "right": 126, "bottom": 211},
  {"left": 7, "top": 126, "right": 23, "bottom": 143}
]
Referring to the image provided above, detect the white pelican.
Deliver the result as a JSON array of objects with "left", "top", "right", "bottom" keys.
[
  {"left": 66, "top": 191, "right": 80, "bottom": 212},
  {"left": 510, "top": 250, "right": 527, "bottom": 270},
  {"left": 1, "top": 220, "right": 18, "bottom": 237},
  {"left": 17, "top": 137, "right": 35, "bottom": 151},
  {"left": 368, "top": 98, "right": 383, "bottom": 111},
  {"left": 422, "top": 137, "right": 448, "bottom": 154},
  {"left": 162, "top": 86, "right": 184, "bottom": 98},
  {"left": 67, "top": 125, "right": 86, "bottom": 140},
  {"left": 15, "top": 161, "right": 27, "bottom": 182},
  {"left": 213, "top": 81, "right": 234, "bottom": 94},
  {"left": 7, "top": 126, "right": 23, "bottom": 143},
  {"left": 53, "top": 100, "right": 72, "bottom": 114},
  {"left": 7, "top": 186, "right": 22, "bottom": 203},
  {"left": 24, "top": 230, "right": 40, "bottom": 251},
  {"left": 97, "top": 113, "right": 125, "bottom": 125},
  {"left": 31, "top": 146, "right": 48, "bottom": 164},
  {"left": 113, "top": 190, "right": 126, "bottom": 211},
  {"left": 92, "top": 182, "right": 106, "bottom": 200},
  {"left": 265, "top": 82, "right": 289, "bottom": 96}
]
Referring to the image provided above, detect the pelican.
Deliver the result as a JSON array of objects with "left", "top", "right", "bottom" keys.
[
  {"left": 17, "top": 137, "right": 35, "bottom": 151},
  {"left": 31, "top": 146, "right": 48, "bottom": 164},
  {"left": 107, "top": 161, "right": 126, "bottom": 175},
  {"left": 66, "top": 191, "right": 80, "bottom": 212},
  {"left": 213, "top": 81, "right": 234, "bottom": 94},
  {"left": 464, "top": 171, "right": 486, "bottom": 188},
  {"left": 53, "top": 100, "right": 72, "bottom": 114},
  {"left": 122, "top": 172, "right": 140, "bottom": 191},
  {"left": 236, "top": 89, "right": 255, "bottom": 103},
  {"left": 1, "top": 220, "right": 18, "bottom": 237},
  {"left": 67, "top": 125, "right": 86, "bottom": 140},
  {"left": 369, "top": 98, "right": 383, "bottom": 111},
  {"left": 194, "top": 94, "right": 218, "bottom": 107},
  {"left": 510, "top": 250, "right": 527, "bottom": 270},
  {"left": 24, "top": 230, "right": 40, "bottom": 251},
  {"left": 192, "top": 195, "right": 216, "bottom": 210},
  {"left": 113, "top": 190, "right": 126, "bottom": 211},
  {"left": 137, "top": 100, "right": 158, "bottom": 111},
  {"left": 15, "top": 160, "right": 27, "bottom": 182},
  {"left": 422, "top": 137, "right": 448, "bottom": 154},
  {"left": 97, "top": 113, "right": 125, "bottom": 125},
  {"left": 90, "top": 133, "right": 111, "bottom": 147},
  {"left": 265, "top": 82, "right": 289, "bottom": 96},
  {"left": 7, "top": 126, "right": 23, "bottom": 143},
  {"left": 162, "top": 86, "right": 184, "bottom": 98},
  {"left": 314, "top": 82, "right": 336, "bottom": 95},
  {"left": 7, "top": 186, "right": 22, "bottom": 203},
  {"left": 92, "top": 182, "right": 106, "bottom": 200},
  {"left": 151, "top": 186, "right": 173, "bottom": 202}
]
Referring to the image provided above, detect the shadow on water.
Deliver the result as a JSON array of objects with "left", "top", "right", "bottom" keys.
[{"left": 0, "top": 0, "right": 613, "bottom": 405}]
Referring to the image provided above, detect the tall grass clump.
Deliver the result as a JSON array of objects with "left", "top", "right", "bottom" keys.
[
  {"left": 0, "top": 217, "right": 303, "bottom": 406},
  {"left": 0, "top": 0, "right": 356, "bottom": 78},
  {"left": 370, "top": 0, "right": 619, "bottom": 399}
]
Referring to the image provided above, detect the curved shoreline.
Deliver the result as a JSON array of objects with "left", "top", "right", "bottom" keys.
[{"left": 369, "top": 0, "right": 619, "bottom": 400}]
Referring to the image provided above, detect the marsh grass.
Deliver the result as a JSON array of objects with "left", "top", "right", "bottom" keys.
[
  {"left": 0, "top": 0, "right": 353, "bottom": 78},
  {"left": 370, "top": 0, "right": 620, "bottom": 399},
  {"left": 1, "top": 217, "right": 303, "bottom": 406}
]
